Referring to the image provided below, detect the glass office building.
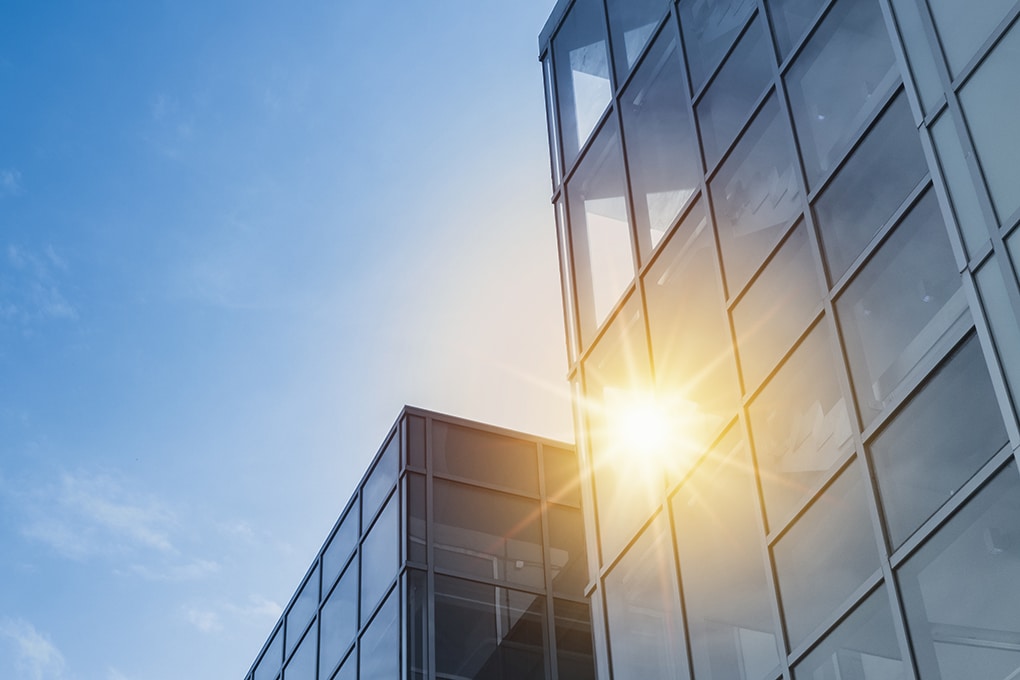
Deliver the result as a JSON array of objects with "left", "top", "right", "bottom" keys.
[
  {"left": 540, "top": 0, "right": 1020, "bottom": 678},
  {"left": 244, "top": 407, "right": 595, "bottom": 680}
]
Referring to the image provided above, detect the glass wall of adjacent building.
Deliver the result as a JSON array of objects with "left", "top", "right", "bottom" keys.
[
  {"left": 540, "top": 0, "right": 1020, "bottom": 677},
  {"left": 243, "top": 408, "right": 595, "bottom": 680}
]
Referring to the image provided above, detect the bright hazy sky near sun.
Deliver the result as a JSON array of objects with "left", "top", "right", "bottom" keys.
[{"left": 0, "top": 1, "right": 568, "bottom": 678}]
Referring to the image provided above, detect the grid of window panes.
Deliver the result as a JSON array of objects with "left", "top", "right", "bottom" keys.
[
  {"left": 243, "top": 408, "right": 595, "bottom": 680},
  {"left": 540, "top": 0, "right": 1020, "bottom": 678}
]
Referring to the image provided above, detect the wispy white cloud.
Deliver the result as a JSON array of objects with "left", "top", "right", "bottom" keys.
[
  {"left": 107, "top": 668, "right": 133, "bottom": 680},
  {"left": 0, "top": 169, "right": 22, "bottom": 197},
  {"left": 3, "top": 244, "right": 78, "bottom": 323},
  {"left": 126, "top": 558, "right": 220, "bottom": 582},
  {"left": 184, "top": 606, "right": 222, "bottom": 634},
  {"left": 182, "top": 594, "right": 282, "bottom": 636},
  {"left": 0, "top": 618, "right": 66, "bottom": 680},
  {"left": 226, "top": 594, "right": 283, "bottom": 621}
]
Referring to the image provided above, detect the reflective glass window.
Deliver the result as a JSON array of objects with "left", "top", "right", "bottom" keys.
[
  {"left": 620, "top": 30, "right": 700, "bottom": 257},
  {"left": 888, "top": 0, "right": 944, "bottom": 114},
  {"left": 433, "top": 479, "right": 545, "bottom": 589},
  {"left": 548, "top": 503, "right": 587, "bottom": 596},
  {"left": 898, "top": 466, "right": 1020, "bottom": 680},
  {"left": 767, "top": 0, "right": 827, "bottom": 59},
  {"left": 360, "top": 493, "right": 398, "bottom": 624},
  {"left": 928, "top": 0, "right": 1017, "bottom": 77},
  {"left": 322, "top": 504, "right": 357, "bottom": 591},
  {"left": 405, "top": 413, "right": 425, "bottom": 468},
  {"left": 434, "top": 575, "right": 548, "bottom": 680},
  {"left": 359, "top": 589, "right": 399, "bottom": 680},
  {"left": 604, "top": 515, "right": 688, "bottom": 680},
  {"left": 696, "top": 17, "right": 773, "bottom": 170},
  {"left": 405, "top": 472, "right": 426, "bottom": 564},
  {"left": 679, "top": 0, "right": 757, "bottom": 91},
  {"left": 286, "top": 565, "right": 319, "bottom": 658},
  {"left": 836, "top": 190, "right": 967, "bottom": 426},
  {"left": 774, "top": 463, "right": 881, "bottom": 649},
  {"left": 553, "top": 599, "right": 596, "bottom": 679},
  {"left": 960, "top": 20, "right": 1020, "bottom": 224},
  {"left": 791, "top": 586, "right": 906, "bottom": 680},
  {"left": 812, "top": 92, "right": 927, "bottom": 281},
  {"left": 283, "top": 620, "right": 316, "bottom": 680},
  {"left": 407, "top": 570, "right": 427, "bottom": 680},
  {"left": 976, "top": 256, "right": 1020, "bottom": 414},
  {"left": 733, "top": 222, "right": 822, "bottom": 392},
  {"left": 711, "top": 95, "right": 802, "bottom": 295},
  {"left": 748, "top": 322, "right": 853, "bottom": 530},
  {"left": 581, "top": 299, "right": 658, "bottom": 562},
  {"left": 553, "top": 0, "right": 612, "bottom": 163},
  {"left": 544, "top": 55, "right": 563, "bottom": 187},
  {"left": 557, "top": 198, "right": 580, "bottom": 363},
  {"left": 607, "top": 0, "right": 669, "bottom": 80},
  {"left": 332, "top": 654, "right": 354, "bottom": 680},
  {"left": 543, "top": 445, "right": 581, "bottom": 507},
  {"left": 432, "top": 421, "right": 539, "bottom": 495},
  {"left": 319, "top": 561, "right": 358, "bottom": 679},
  {"left": 785, "top": 0, "right": 898, "bottom": 188},
  {"left": 254, "top": 627, "right": 283, "bottom": 680},
  {"left": 567, "top": 118, "right": 635, "bottom": 344},
  {"left": 362, "top": 433, "right": 398, "bottom": 532},
  {"left": 932, "top": 110, "right": 990, "bottom": 256},
  {"left": 645, "top": 201, "right": 740, "bottom": 458},
  {"left": 672, "top": 429, "right": 781, "bottom": 680},
  {"left": 870, "top": 335, "right": 1008, "bottom": 549}
]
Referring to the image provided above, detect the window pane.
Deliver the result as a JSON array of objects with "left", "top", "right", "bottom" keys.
[
  {"left": 323, "top": 504, "right": 358, "bottom": 592},
  {"left": 284, "top": 621, "right": 316, "bottom": 680},
  {"left": 405, "top": 473, "right": 426, "bottom": 564},
  {"left": 331, "top": 654, "right": 354, "bottom": 680},
  {"left": 711, "top": 95, "right": 803, "bottom": 295},
  {"left": 748, "top": 322, "right": 853, "bottom": 530},
  {"left": 792, "top": 586, "right": 906, "bottom": 680},
  {"left": 405, "top": 413, "right": 425, "bottom": 468},
  {"left": 548, "top": 503, "right": 587, "bottom": 596},
  {"left": 254, "top": 627, "right": 283, "bottom": 680},
  {"left": 785, "top": 0, "right": 898, "bottom": 188},
  {"left": 407, "top": 570, "right": 427, "bottom": 680},
  {"left": 774, "top": 463, "right": 881, "bottom": 649},
  {"left": 286, "top": 566, "right": 320, "bottom": 658},
  {"left": 812, "top": 92, "right": 927, "bottom": 281},
  {"left": 320, "top": 561, "right": 358, "bottom": 679},
  {"left": 434, "top": 575, "right": 548, "bottom": 679},
  {"left": 544, "top": 55, "right": 563, "bottom": 188},
  {"left": 928, "top": 0, "right": 1016, "bottom": 77},
  {"left": 898, "top": 466, "right": 1020, "bottom": 680},
  {"left": 870, "top": 335, "right": 1008, "bottom": 548},
  {"left": 567, "top": 118, "right": 635, "bottom": 343},
  {"left": 960, "top": 20, "right": 1020, "bottom": 224},
  {"left": 543, "top": 445, "right": 582, "bottom": 507},
  {"left": 672, "top": 430, "right": 781, "bottom": 680},
  {"left": 553, "top": 599, "right": 596, "bottom": 679},
  {"left": 607, "top": 0, "right": 669, "bottom": 80},
  {"left": 620, "top": 30, "right": 700, "bottom": 256},
  {"left": 836, "top": 190, "right": 967, "bottom": 426},
  {"left": 645, "top": 201, "right": 740, "bottom": 457},
  {"left": 604, "top": 515, "right": 689, "bottom": 680},
  {"left": 679, "top": 0, "right": 757, "bottom": 91},
  {"left": 696, "top": 17, "right": 773, "bottom": 170},
  {"left": 433, "top": 479, "right": 545, "bottom": 590},
  {"left": 362, "top": 433, "right": 398, "bottom": 532},
  {"left": 360, "top": 493, "right": 398, "bottom": 624},
  {"left": 932, "top": 110, "right": 990, "bottom": 256},
  {"left": 976, "top": 256, "right": 1020, "bottom": 416},
  {"left": 553, "top": 0, "right": 612, "bottom": 163},
  {"left": 767, "top": 0, "right": 827, "bottom": 59},
  {"left": 359, "top": 589, "right": 399, "bottom": 680},
  {"left": 733, "top": 222, "right": 822, "bottom": 392},
  {"left": 432, "top": 421, "right": 539, "bottom": 495}
]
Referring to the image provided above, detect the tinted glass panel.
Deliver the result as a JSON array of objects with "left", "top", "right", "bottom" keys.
[
  {"left": 322, "top": 505, "right": 358, "bottom": 591},
  {"left": 733, "top": 222, "right": 822, "bottom": 392},
  {"left": 360, "top": 493, "right": 398, "bottom": 624},
  {"left": 554, "top": 599, "right": 596, "bottom": 679},
  {"left": 836, "top": 190, "right": 966, "bottom": 425},
  {"left": 360, "top": 589, "right": 399, "bottom": 680},
  {"left": 871, "top": 336, "right": 1008, "bottom": 548},
  {"left": 748, "top": 322, "right": 853, "bottom": 530},
  {"left": 607, "top": 0, "right": 669, "bottom": 80},
  {"left": 898, "top": 466, "right": 1020, "bottom": 680},
  {"left": 696, "top": 17, "right": 773, "bottom": 170},
  {"left": 604, "top": 515, "right": 689, "bottom": 680},
  {"left": 543, "top": 446, "right": 581, "bottom": 507},
  {"left": 711, "top": 95, "right": 802, "bottom": 294},
  {"left": 620, "top": 30, "right": 700, "bottom": 256},
  {"left": 553, "top": 0, "right": 612, "bottom": 163},
  {"left": 284, "top": 620, "right": 316, "bottom": 680},
  {"left": 544, "top": 55, "right": 563, "bottom": 188},
  {"left": 434, "top": 575, "right": 548, "bottom": 680},
  {"left": 960, "top": 21, "right": 1020, "bottom": 224},
  {"left": 645, "top": 201, "right": 740, "bottom": 455},
  {"left": 928, "top": 0, "right": 1016, "bottom": 76},
  {"left": 254, "top": 627, "right": 283, "bottom": 680},
  {"left": 673, "top": 430, "right": 781, "bottom": 680},
  {"left": 433, "top": 479, "right": 545, "bottom": 589},
  {"left": 286, "top": 566, "right": 319, "bottom": 658},
  {"left": 792, "top": 586, "right": 906, "bottom": 680},
  {"left": 812, "top": 92, "right": 927, "bottom": 281},
  {"left": 679, "top": 0, "right": 757, "bottom": 91},
  {"left": 785, "top": 0, "right": 898, "bottom": 188},
  {"left": 774, "top": 463, "right": 881, "bottom": 648},
  {"left": 432, "top": 421, "right": 538, "bottom": 495},
  {"left": 768, "top": 0, "right": 827, "bottom": 58},
  {"left": 405, "top": 414, "right": 426, "bottom": 468},
  {"left": 332, "top": 654, "right": 354, "bottom": 680},
  {"left": 548, "top": 503, "right": 587, "bottom": 596},
  {"left": 320, "top": 561, "right": 358, "bottom": 679},
  {"left": 407, "top": 570, "right": 428, "bottom": 680},
  {"left": 976, "top": 256, "right": 1020, "bottom": 415},
  {"left": 932, "top": 111, "right": 989, "bottom": 256},
  {"left": 362, "top": 433, "right": 398, "bottom": 532},
  {"left": 406, "top": 473, "right": 426, "bottom": 564},
  {"left": 567, "top": 118, "right": 635, "bottom": 343}
]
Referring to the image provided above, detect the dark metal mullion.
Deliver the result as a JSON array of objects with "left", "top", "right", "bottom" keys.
[{"left": 774, "top": 0, "right": 840, "bottom": 76}]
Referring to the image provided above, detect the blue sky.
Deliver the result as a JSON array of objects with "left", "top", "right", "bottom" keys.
[{"left": 0, "top": 1, "right": 567, "bottom": 678}]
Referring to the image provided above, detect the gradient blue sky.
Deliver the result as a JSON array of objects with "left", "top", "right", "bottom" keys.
[{"left": 0, "top": 1, "right": 568, "bottom": 678}]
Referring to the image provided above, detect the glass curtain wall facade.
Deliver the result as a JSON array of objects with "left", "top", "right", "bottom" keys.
[
  {"left": 244, "top": 407, "right": 595, "bottom": 680},
  {"left": 540, "top": 1, "right": 1020, "bottom": 679}
]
